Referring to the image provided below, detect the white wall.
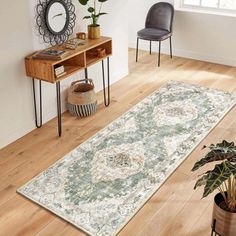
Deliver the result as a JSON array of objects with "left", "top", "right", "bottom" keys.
[
  {"left": 168, "top": 9, "right": 236, "bottom": 66},
  {"left": 128, "top": 0, "right": 236, "bottom": 67},
  {"left": 0, "top": 0, "right": 34, "bottom": 149},
  {"left": 0, "top": 0, "right": 128, "bottom": 149},
  {"left": 128, "top": 0, "right": 162, "bottom": 48}
]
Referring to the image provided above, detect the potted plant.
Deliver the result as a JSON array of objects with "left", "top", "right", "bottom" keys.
[
  {"left": 78, "top": 0, "right": 108, "bottom": 39},
  {"left": 192, "top": 140, "right": 236, "bottom": 236}
]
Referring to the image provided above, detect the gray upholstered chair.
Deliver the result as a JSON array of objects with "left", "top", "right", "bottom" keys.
[{"left": 136, "top": 2, "right": 174, "bottom": 67}]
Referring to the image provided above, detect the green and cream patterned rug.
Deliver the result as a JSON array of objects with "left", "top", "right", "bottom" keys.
[{"left": 18, "top": 81, "right": 236, "bottom": 236}]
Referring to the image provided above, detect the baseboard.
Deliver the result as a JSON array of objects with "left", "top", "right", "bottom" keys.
[
  {"left": 130, "top": 41, "right": 236, "bottom": 67},
  {"left": 163, "top": 47, "right": 236, "bottom": 67}
]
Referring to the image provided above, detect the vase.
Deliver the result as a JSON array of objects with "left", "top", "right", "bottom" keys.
[
  {"left": 88, "top": 25, "right": 100, "bottom": 39},
  {"left": 212, "top": 192, "right": 236, "bottom": 236}
]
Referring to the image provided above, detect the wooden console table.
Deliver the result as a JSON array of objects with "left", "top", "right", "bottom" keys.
[{"left": 25, "top": 36, "right": 112, "bottom": 136}]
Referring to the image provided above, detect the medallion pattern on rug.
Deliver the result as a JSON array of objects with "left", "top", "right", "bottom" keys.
[{"left": 18, "top": 81, "right": 236, "bottom": 236}]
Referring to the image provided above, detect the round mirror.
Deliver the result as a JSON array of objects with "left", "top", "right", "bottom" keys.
[
  {"left": 46, "top": 0, "right": 69, "bottom": 35},
  {"left": 36, "top": 0, "right": 76, "bottom": 45}
]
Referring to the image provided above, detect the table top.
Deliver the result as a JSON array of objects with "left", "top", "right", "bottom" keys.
[{"left": 26, "top": 36, "right": 112, "bottom": 66}]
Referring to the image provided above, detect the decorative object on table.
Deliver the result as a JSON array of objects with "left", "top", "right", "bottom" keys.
[
  {"left": 97, "top": 48, "right": 106, "bottom": 58},
  {"left": 36, "top": 0, "right": 76, "bottom": 45},
  {"left": 87, "top": 25, "right": 100, "bottom": 40},
  {"left": 136, "top": 2, "right": 174, "bottom": 67},
  {"left": 65, "top": 42, "right": 77, "bottom": 50},
  {"left": 76, "top": 32, "right": 86, "bottom": 40},
  {"left": 67, "top": 79, "right": 97, "bottom": 117},
  {"left": 33, "top": 49, "right": 67, "bottom": 60},
  {"left": 192, "top": 140, "right": 236, "bottom": 236},
  {"left": 54, "top": 65, "right": 65, "bottom": 78},
  {"left": 65, "top": 38, "right": 86, "bottom": 49},
  {"left": 18, "top": 81, "right": 236, "bottom": 236},
  {"left": 86, "top": 50, "right": 98, "bottom": 58},
  {"left": 86, "top": 48, "right": 106, "bottom": 58},
  {"left": 78, "top": 0, "right": 108, "bottom": 39}
]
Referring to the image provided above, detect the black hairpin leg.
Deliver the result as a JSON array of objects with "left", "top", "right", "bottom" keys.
[
  {"left": 85, "top": 68, "right": 88, "bottom": 81},
  {"left": 56, "top": 81, "right": 62, "bottom": 137},
  {"left": 150, "top": 40, "right": 152, "bottom": 55},
  {"left": 136, "top": 37, "right": 139, "bottom": 62},
  {"left": 32, "top": 78, "right": 42, "bottom": 128},
  {"left": 102, "top": 57, "right": 110, "bottom": 107}
]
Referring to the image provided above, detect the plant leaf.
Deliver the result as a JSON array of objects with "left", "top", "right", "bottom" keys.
[
  {"left": 95, "top": 12, "right": 107, "bottom": 17},
  {"left": 194, "top": 172, "right": 210, "bottom": 190},
  {"left": 192, "top": 140, "right": 236, "bottom": 171},
  {"left": 225, "top": 161, "right": 236, "bottom": 175},
  {"left": 88, "top": 7, "right": 95, "bottom": 13},
  {"left": 78, "top": 0, "right": 89, "bottom": 5},
  {"left": 203, "top": 162, "right": 232, "bottom": 198},
  {"left": 83, "top": 16, "right": 92, "bottom": 19},
  {"left": 52, "top": 13, "right": 63, "bottom": 19},
  {"left": 217, "top": 140, "right": 235, "bottom": 149},
  {"left": 192, "top": 151, "right": 236, "bottom": 171},
  {"left": 98, "top": 0, "right": 108, "bottom": 2}
]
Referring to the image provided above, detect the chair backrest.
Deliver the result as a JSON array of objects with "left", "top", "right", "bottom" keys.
[{"left": 145, "top": 2, "right": 174, "bottom": 32}]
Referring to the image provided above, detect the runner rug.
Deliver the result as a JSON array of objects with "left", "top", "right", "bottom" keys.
[{"left": 18, "top": 81, "right": 236, "bottom": 236}]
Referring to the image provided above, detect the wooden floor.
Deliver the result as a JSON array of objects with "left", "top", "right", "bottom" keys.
[{"left": 0, "top": 49, "right": 235, "bottom": 236}]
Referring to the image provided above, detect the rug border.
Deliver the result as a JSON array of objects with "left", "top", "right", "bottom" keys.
[{"left": 17, "top": 81, "right": 236, "bottom": 236}]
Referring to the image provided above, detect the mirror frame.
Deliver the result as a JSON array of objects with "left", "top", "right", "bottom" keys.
[
  {"left": 45, "top": 0, "right": 69, "bottom": 35},
  {"left": 36, "top": 0, "right": 76, "bottom": 45}
]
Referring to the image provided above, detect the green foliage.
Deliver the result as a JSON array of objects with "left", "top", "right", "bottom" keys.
[
  {"left": 192, "top": 140, "right": 236, "bottom": 171},
  {"left": 192, "top": 140, "right": 236, "bottom": 212},
  {"left": 78, "top": 0, "right": 108, "bottom": 26}
]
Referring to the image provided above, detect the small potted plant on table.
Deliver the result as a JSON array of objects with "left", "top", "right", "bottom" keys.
[
  {"left": 78, "top": 0, "right": 108, "bottom": 39},
  {"left": 192, "top": 140, "right": 236, "bottom": 236}
]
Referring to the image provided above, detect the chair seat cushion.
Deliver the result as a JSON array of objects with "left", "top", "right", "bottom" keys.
[{"left": 137, "top": 28, "right": 171, "bottom": 41}]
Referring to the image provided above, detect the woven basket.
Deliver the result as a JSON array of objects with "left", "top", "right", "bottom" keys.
[{"left": 68, "top": 79, "right": 97, "bottom": 117}]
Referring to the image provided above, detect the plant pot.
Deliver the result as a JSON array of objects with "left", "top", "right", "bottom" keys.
[
  {"left": 212, "top": 192, "right": 236, "bottom": 236},
  {"left": 88, "top": 25, "right": 100, "bottom": 39}
]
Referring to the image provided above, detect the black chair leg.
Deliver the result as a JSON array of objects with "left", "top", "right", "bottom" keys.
[
  {"left": 150, "top": 40, "right": 152, "bottom": 55},
  {"left": 136, "top": 37, "right": 139, "bottom": 62},
  {"left": 158, "top": 41, "right": 161, "bottom": 67},
  {"left": 170, "top": 37, "right": 173, "bottom": 58}
]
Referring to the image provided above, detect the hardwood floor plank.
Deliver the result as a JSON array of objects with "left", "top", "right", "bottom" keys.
[
  {"left": 0, "top": 196, "right": 53, "bottom": 236},
  {"left": 119, "top": 171, "right": 187, "bottom": 236},
  {"left": 188, "top": 203, "right": 213, "bottom": 236},
  {"left": 35, "top": 218, "right": 85, "bottom": 236}
]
